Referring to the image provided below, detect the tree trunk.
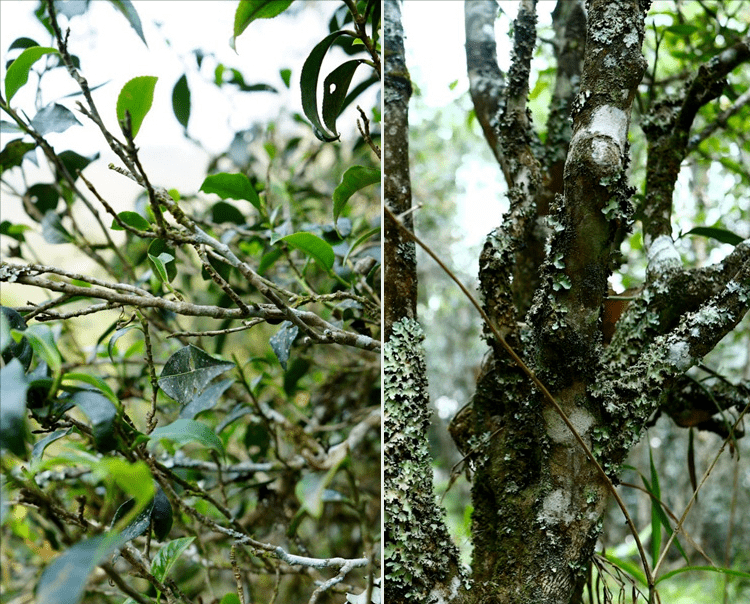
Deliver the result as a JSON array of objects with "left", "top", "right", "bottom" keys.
[{"left": 384, "top": 0, "right": 750, "bottom": 602}]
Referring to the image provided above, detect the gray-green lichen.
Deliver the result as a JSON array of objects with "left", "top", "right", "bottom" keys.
[{"left": 384, "top": 318, "right": 464, "bottom": 602}]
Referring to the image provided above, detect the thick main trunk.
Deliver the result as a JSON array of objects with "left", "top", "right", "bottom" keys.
[{"left": 467, "top": 1, "right": 648, "bottom": 602}]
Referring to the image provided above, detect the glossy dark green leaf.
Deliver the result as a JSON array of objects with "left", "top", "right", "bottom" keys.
[
  {"left": 211, "top": 201, "right": 246, "bottom": 224},
  {"left": 280, "top": 231, "right": 335, "bottom": 270},
  {"left": 5, "top": 46, "right": 58, "bottom": 103},
  {"left": 1, "top": 306, "right": 32, "bottom": 371},
  {"left": 233, "top": 0, "right": 294, "bottom": 45},
  {"left": 41, "top": 211, "right": 74, "bottom": 245},
  {"left": 36, "top": 533, "right": 129, "bottom": 604},
  {"left": 56, "top": 150, "right": 99, "bottom": 183},
  {"left": 149, "top": 418, "right": 225, "bottom": 455},
  {"left": 158, "top": 345, "right": 235, "bottom": 405},
  {"left": 172, "top": 74, "right": 190, "bottom": 129},
  {"left": 0, "top": 360, "right": 30, "bottom": 458},
  {"left": 24, "top": 183, "right": 59, "bottom": 218},
  {"left": 71, "top": 390, "right": 118, "bottom": 452},
  {"left": 333, "top": 165, "right": 380, "bottom": 224},
  {"left": 200, "top": 173, "right": 261, "bottom": 210},
  {"left": 322, "top": 59, "right": 365, "bottom": 137},
  {"left": 269, "top": 321, "right": 298, "bottom": 370},
  {"left": 0, "top": 139, "right": 37, "bottom": 173},
  {"left": 300, "top": 31, "right": 350, "bottom": 142},
  {"left": 179, "top": 378, "right": 234, "bottom": 419},
  {"left": 108, "top": 0, "right": 148, "bottom": 47},
  {"left": 682, "top": 226, "right": 744, "bottom": 246},
  {"left": 8, "top": 37, "right": 40, "bottom": 51},
  {"left": 116, "top": 75, "right": 158, "bottom": 139},
  {"left": 369, "top": 0, "right": 380, "bottom": 42},
  {"left": 111, "top": 210, "right": 151, "bottom": 232},
  {"left": 111, "top": 497, "right": 146, "bottom": 536},
  {"left": 30, "top": 103, "right": 82, "bottom": 136},
  {"left": 151, "top": 487, "right": 173, "bottom": 541}
]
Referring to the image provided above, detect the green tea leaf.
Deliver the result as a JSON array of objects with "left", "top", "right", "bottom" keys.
[
  {"left": 111, "top": 210, "right": 151, "bottom": 232},
  {"left": 233, "top": 0, "right": 294, "bottom": 45},
  {"left": 116, "top": 75, "right": 158, "bottom": 138},
  {"left": 0, "top": 360, "right": 30, "bottom": 458},
  {"left": 200, "top": 173, "right": 261, "bottom": 210},
  {"left": 151, "top": 536, "right": 195, "bottom": 583},
  {"left": 30, "top": 103, "right": 82, "bottom": 136},
  {"left": 333, "top": 165, "right": 380, "bottom": 224},
  {"left": 280, "top": 232, "right": 335, "bottom": 271},
  {"left": 172, "top": 74, "right": 191, "bottom": 129},
  {"left": 0, "top": 139, "right": 37, "bottom": 174},
  {"left": 5, "top": 46, "right": 58, "bottom": 103},
  {"left": 158, "top": 345, "right": 235, "bottom": 405},
  {"left": 681, "top": 226, "right": 744, "bottom": 246},
  {"left": 71, "top": 390, "right": 118, "bottom": 452},
  {"left": 36, "top": 533, "right": 130, "bottom": 604},
  {"left": 300, "top": 31, "right": 350, "bottom": 142},
  {"left": 31, "top": 428, "right": 71, "bottom": 465},
  {"left": 321, "top": 59, "right": 365, "bottom": 138}
]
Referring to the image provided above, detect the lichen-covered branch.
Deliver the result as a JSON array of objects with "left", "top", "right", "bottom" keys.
[
  {"left": 530, "top": 0, "right": 646, "bottom": 377},
  {"left": 642, "top": 36, "right": 750, "bottom": 251},
  {"left": 541, "top": 0, "right": 586, "bottom": 212},
  {"left": 384, "top": 319, "right": 465, "bottom": 604},
  {"left": 464, "top": 0, "right": 508, "bottom": 179},
  {"left": 383, "top": 3, "right": 466, "bottom": 602},
  {"left": 472, "top": 0, "right": 544, "bottom": 339},
  {"left": 594, "top": 250, "right": 750, "bottom": 463},
  {"left": 604, "top": 237, "right": 750, "bottom": 374}
]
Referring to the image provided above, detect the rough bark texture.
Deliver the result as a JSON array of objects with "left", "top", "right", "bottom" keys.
[
  {"left": 383, "top": 0, "right": 417, "bottom": 341},
  {"left": 383, "top": 0, "right": 750, "bottom": 602},
  {"left": 383, "top": 2, "right": 465, "bottom": 603},
  {"left": 458, "top": 1, "right": 750, "bottom": 603}
]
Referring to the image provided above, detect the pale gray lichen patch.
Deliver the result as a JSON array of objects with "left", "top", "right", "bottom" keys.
[
  {"left": 544, "top": 407, "right": 595, "bottom": 446},
  {"left": 666, "top": 339, "right": 692, "bottom": 372},
  {"left": 540, "top": 488, "right": 575, "bottom": 525}
]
